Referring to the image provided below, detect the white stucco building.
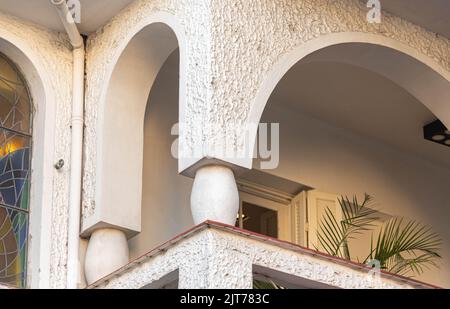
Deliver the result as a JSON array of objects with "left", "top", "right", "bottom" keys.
[{"left": 0, "top": 0, "right": 449, "bottom": 289}]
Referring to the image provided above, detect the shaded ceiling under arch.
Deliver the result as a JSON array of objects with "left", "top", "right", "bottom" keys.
[{"left": 263, "top": 59, "right": 450, "bottom": 169}]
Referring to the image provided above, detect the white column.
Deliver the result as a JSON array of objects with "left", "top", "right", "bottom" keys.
[
  {"left": 178, "top": 230, "right": 253, "bottom": 289},
  {"left": 84, "top": 228, "right": 129, "bottom": 285},
  {"left": 190, "top": 165, "right": 239, "bottom": 225}
]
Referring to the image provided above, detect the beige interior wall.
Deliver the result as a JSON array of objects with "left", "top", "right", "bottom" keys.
[
  {"left": 256, "top": 102, "right": 450, "bottom": 287},
  {"left": 128, "top": 50, "right": 193, "bottom": 259},
  {"left": 90, "top": 24, "right": 179, "bottom": 234}
]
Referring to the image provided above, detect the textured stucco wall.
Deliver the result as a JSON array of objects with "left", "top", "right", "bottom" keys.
[
  {"left": 2, "top": 0, "right": 449, "bottom": 289},
  {"left": 207, "top": 0, "right": 450, "bottom": 161},
  {"left": 0, "top": 12, "right": 73, "bottom": 288},
  {"left": 92, "top": 227, "right": 424, "bottom": 289},
  {"left": 83, "top": 0, "right": 213, "bottom": 223},
  {"left": 82, "top": 0, "right": 450, "bottom": 224},
  {"left": 128, "top": 50, "right": 194, "bottom": 260}
]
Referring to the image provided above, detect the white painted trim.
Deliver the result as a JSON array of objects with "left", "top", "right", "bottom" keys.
[
  {"left": 239, "top": 191, "right": 292, "bottom": 242},
  {"left": 237, "top": 179, "right": 295, "bottom": 205},
  {"left": 290, "top": 191, "right": 307, "bottom": 245},
  {"left": 306, "top": 190, "right": 342, "bottom": 251}
]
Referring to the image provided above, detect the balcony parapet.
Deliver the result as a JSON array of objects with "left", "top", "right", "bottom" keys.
[{"left": 88, "top": 221, "right": 439, "bottom": 289}]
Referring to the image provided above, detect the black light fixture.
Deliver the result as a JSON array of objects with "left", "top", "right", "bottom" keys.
[{"left": 423, "top": 119, "right": 450, "bottom": 147}]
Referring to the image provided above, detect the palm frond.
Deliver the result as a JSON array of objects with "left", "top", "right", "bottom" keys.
[
  {"left": 340, "top": 194, "right": 379, "bottom": 237},
  {"left": 317, "top": 194, "right": 442, "bottom": 278},
  {"left": 317, "top": 194, "right": 379, "bottom": 259},
  {"left": 389, "top": 254, "right": 439, "bottom": 277},
  {"left": 368, "top": 217, "right": 441, "bottom": 276}
]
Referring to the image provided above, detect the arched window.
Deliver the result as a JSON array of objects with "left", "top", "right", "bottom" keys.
[{"left": 0, "top": 52, "right": 32, "bottom": 288}]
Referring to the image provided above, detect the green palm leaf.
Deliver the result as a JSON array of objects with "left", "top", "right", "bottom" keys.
[
  {"left": 367, "top": 218, "right": 441, "bottom": 276},
  {"left": 317, "top": 194, "right": 379, "bottom": 259},
  {"left": 317, "top": 194, "right": 442, "bottom": 278}
]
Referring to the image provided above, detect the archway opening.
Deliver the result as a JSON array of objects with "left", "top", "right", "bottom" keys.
[
  {"left": 0, "top": 36, "right": 55, "bottom": 288},
  {"left": 84, "top": 20, "right": 193, "bottom": 265},
  {"left": 128, "top": 48, "right": 194, "bottom": 259},
  {"left": 247, "top": 42, "right": 450, "bottom": 287}
]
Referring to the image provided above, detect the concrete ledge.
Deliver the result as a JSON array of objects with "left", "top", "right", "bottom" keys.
[{"left": 88, "top": 221, "right": 439, "bottom": 289}]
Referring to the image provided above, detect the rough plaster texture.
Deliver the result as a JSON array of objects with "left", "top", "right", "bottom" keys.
[
  {"left": 82, "top": 0, "right": 450, "bottom": 223},
  {"left": 207, "top": 0, "right": 450, "bottom": 158},
  {"left": 2, "top": 0, "right": 449, "bottom": 289},
  {"left": 1, "top": 0, "right": 448, "bottom": 289},
  {"left": 83, "top": 0, "right": 213, "bottom": 221},
  {"left": 0, "top": 13, "right": 73, "bottom": 288},
  {"left": 91, "top": 226, "right": 424, "bottom": 289}
]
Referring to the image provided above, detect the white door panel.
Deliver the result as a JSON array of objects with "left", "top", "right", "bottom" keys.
[{"left": 291, "top": 190, "right": 341, "bottom": 250}]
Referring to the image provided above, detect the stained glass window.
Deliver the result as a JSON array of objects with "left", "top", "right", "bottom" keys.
[{"left": 0, "top": 53, "right": 32, "bottom": 288}]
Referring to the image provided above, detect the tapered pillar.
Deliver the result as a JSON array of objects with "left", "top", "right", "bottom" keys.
[
  {"left": 84, "top": 228, "right": 129, "bottom": 285},
  {"left": 190, "top": 165, "right": 239, "bottom": 225}
]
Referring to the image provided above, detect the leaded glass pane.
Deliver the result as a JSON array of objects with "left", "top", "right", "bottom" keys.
[
  {"left": 0, "top": 52, "right": 31, "bottom": 288},
  {"left": 0, "top": 206, "right": 28, "bottom": 288},
  {"left": 0, "top": 129, "right": 31, "bottom": 210},
  {"left": 0, "top": 54, "right": 31, "bottom": 135}
]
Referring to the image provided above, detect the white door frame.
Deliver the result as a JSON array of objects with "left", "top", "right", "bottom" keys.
[{"left": 238, "top": 191, "right": 292, "bottom": 242}]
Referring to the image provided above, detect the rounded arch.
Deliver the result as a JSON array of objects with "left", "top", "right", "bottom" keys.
[
  {"left": 85, "top": 13, "right": 187, "bottom": 236},
  {"left": 0, "top": 32, "right": 58, "bottom": 288},
  {"left": 245, "top": 32, "right": 450, "bottom": 168}
]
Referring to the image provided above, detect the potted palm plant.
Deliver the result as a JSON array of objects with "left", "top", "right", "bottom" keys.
[
  {"left": 317, "top": 194, "right": 442, "bottom": 277},
  {"left": 255, "top": 194, "right": 441, "bottom": 289}
]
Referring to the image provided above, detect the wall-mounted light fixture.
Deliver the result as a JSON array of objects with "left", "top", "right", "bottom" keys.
[{"left": 424, "top": 120, "right": 450, "bottom": 147}]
